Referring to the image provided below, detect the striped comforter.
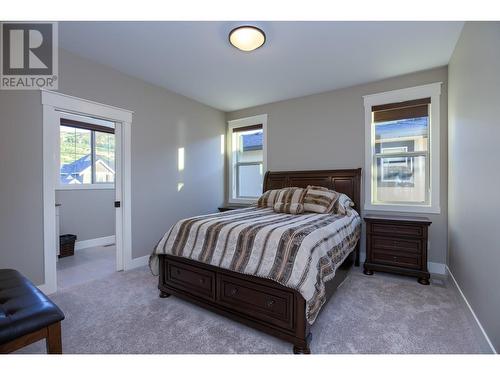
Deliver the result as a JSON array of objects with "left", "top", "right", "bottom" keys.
[{"left": 149, "top": 207, "right": 361, "bottom": 324}]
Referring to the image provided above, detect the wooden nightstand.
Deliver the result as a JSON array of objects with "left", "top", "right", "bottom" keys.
[
  {"left": 218, "top": 205, "right": 249, "bottom": 212},
  {"left": 363, "top": 215, "right": 431, "bottom": 285}
]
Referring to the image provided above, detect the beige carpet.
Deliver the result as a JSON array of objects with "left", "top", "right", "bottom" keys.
[{"left": 18, "top": 265, "right": 491, "bottom": 354}]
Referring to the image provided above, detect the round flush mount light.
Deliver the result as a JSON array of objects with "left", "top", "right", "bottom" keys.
[{"left": 229, "top": 26, "right": 266, "bottom": 52}]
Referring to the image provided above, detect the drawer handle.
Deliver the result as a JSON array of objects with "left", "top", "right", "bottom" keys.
[
  {"left": 176, "top": 269, "right": 181, "bottom": 275},
  {"left": 392, "top": 256, "right": 398, "bottom": 260},
  {"left": 266, "top": 299, "right": 275, "bottom": 308},
  {"left": 230, "top": 287, "right": 238, "bottom": 296},
  {"left": 199, "top": 278, "right": 205, "bottom": 284}
]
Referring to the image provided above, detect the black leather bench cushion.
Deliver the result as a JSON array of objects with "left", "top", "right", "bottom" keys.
[{"left": 0, "top": 269, "right": 65, "bottom": 345}]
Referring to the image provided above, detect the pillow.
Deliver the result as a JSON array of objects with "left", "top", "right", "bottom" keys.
[
  {"left": 273, "top": 187, "right": 306, "bottom": 214},
  {"left": 333, "top": 193, "right": 355, "bottom": 216},
  {"left": 257, "top": 189, "right": 281, "bottom": 208},
  {"left": 303, "top": 185, "right": 340, "bottom": 214}
]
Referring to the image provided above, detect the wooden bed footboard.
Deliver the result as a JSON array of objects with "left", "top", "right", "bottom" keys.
[{"left": 158, "top": 250, "right": 355, "bottom": 354}]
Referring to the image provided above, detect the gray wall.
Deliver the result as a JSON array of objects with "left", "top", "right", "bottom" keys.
[
  {"left": 0, "top": 48, "right": 225, "bottom": 284},
  {"left": 0, "top": 91, "right": 45, "bottom": 283},
  {"left": 56, "top": 189, "right": 115, "bottom": 241},
  {"left": 226, "top": 67, "right": 449, "bottom": 264},
  {"left": 59, "top": 50, "right": 226, "bottom": 259},
  {"left": 448, "top": 22, "right": 500, "bottom": 352}
]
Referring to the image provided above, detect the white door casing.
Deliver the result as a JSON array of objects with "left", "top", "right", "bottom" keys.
[{"left": 41, "top": 90, "right": 133, "bottom": 295}]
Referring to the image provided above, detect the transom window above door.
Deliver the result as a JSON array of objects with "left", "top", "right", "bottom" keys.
[{"left": 58, "top": 114, "right": 116, "bottom": 189}]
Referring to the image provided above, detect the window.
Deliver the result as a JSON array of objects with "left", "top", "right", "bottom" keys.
[
  {"left": 364, "top": 83, "right": 441, "bottom": 213},
  {"left": 373, "top": 98, "right": 429, "bottom": 204},
  {"left": 59, "top": 116, "right": 115, "bottom": 188},
  {"left": 227, "top": 114, "right": 268, "bottom": 204}
]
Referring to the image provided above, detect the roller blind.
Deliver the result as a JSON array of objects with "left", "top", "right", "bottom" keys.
[
  {"left": 60, "top": 118, "right": 115, "bottom": 134},
  {"left": 232, "top": 124, "right": 263, "bottom": 133},
  {"left": 372, "top": 98, "right": 430, "bottom": 123}
]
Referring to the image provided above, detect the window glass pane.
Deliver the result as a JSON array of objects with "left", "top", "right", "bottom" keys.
[
  {"left": 95, "top": 131, "right": 115, "bottom": 183},
  {"left": 232, "top": 128, "right": 263, "bottom": 199},
  {"left": 374, "top": 155, "right": 426, "bottom": 204},
  {"left": 237, "top": 163, "right": 263, "bottom": 198},
  {"left": 375, "top": 116, "right": 428, "bottom": 154},
  {"left": 60, "top": 126, "right": 91, "bottom": 185},
  {"left": 235, "top": 129, "right": 263, "bottom": 163}
]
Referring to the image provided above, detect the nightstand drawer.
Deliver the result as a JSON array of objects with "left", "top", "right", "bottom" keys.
[
  {"left": 372, "top": 236, "right": 421, "bottom": 254},
  {"left": 372, "top": 250, "right": 421, "bottom": 269},
  {"left": 370, "top": 223, "right": 423, "bottom": 237}
]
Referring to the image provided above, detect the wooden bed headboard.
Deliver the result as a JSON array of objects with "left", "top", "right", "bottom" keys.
[{"left": 263, "top": 168, "right": 362, "bottom": 211}]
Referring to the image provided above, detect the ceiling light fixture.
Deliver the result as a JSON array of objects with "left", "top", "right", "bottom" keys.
[{"left": 229, "top": 26, "right": 266, "bottom": 52}]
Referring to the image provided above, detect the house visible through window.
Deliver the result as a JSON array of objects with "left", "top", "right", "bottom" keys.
[
  {"left": 372, "top": 98, "right": 430, "bottom": 205},
  {"left": 59, "top": 116, "right": 115, "bottom": 186},
  {"left": 227, "top": 114, "right": 267, "bottom": 204}
]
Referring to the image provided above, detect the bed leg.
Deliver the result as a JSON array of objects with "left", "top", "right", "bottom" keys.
[
  {"left": 293, "top": 333, "right": 311, "bottom": 354},
  {"left": 159, "top": 291, "right": 171, "bottom": 298},
  {"left": 293, "top": 345, "right": 311, "bottom": 354}
]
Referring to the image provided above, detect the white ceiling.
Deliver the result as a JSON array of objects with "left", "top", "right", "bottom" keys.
[{"left": 60, "top": 21, "right": 464, "bottom": 111}]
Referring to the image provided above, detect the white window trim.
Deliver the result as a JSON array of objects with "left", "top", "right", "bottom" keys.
[
  {"left": 227, "top": 114, "right": 268, "bottom": 204},
  {"left": 363, "top": 82, "right": 441, "bottom": 214}
]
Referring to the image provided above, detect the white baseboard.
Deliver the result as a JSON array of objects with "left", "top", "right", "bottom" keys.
[
  {"left": 447, "top": 265, "right": 497, "bottom": 354},
  {"left": 126, "top": 254, "right": 149, "bottom": 270},
  {"left": 428, "top": 262, "right": 446, "bottom": 275},
  {"left": 75, "top": 235, "right": 115, "bottom": 251}
]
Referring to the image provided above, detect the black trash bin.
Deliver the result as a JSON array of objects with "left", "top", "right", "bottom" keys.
[{"left": 59, "top": 234, "right": 77, "bottom": 258}]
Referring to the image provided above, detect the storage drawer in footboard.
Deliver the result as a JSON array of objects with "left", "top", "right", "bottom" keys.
[
  {"left": 165, "top": 258, "right": 216, "bottom": 301},
  {"left": 217, "top": 274, "right": 294, "bottom": 331}
]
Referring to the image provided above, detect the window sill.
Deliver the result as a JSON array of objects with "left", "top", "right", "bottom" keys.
[
  {"left": 56, "top": 184, "right": 114, "bottom": 191},
  {"left": 228, "top": 198, "right": 257, "bottom": 205},
  {"left": 364, "top": 203, "right": 441, "bottom": 215}
]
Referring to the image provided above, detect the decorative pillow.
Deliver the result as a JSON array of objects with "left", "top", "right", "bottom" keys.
[
  {"left": 333, "top": 193, "right": 355, "bottom": 216},
  {"left": 257, "top": 189, "right": 281, "bottom": 208},
  {"left": 273, "top": 187, "right": 306, "bottom": 214},
  {"left": 303, "top": 185, "right": 340, "bottom": 214}
]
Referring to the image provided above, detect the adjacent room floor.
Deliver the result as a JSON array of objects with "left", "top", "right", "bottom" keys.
[
  {"left": 21, "top": 265, "right": 491, "bottom": 354},
  {"left": 57, "top": 245, "right": 116, "bottom": 290}
]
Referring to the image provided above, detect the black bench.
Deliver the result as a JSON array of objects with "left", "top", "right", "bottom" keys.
[{"left": 0, "top": 269, "right": 65, "bottom": 354}]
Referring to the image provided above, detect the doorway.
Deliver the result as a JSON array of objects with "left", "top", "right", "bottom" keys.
[
  {"left": 56, "top": 112, "right": 116, "bottom": 289},
  {"left": 41, "top": 90, "right": 133, "bottom": 295}
]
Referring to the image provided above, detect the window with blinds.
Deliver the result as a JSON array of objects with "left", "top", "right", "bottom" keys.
[
  {"left": 230, "top": 123, "right": 264, "bottom": 201},
  {"left": 371, "top": 98, "right": 430, "bottom": 205},
  {"left": 59, "top": 116, "right": 115, "bottom": 186}
]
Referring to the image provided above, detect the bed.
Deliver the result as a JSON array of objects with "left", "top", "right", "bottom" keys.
[{"left": 150, "top": 168, "right": 361, "bottom": 354}]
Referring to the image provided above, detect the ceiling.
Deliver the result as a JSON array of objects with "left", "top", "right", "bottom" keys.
[{"left": 59, "top": 21, "right": 464, "bottom": 112}]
